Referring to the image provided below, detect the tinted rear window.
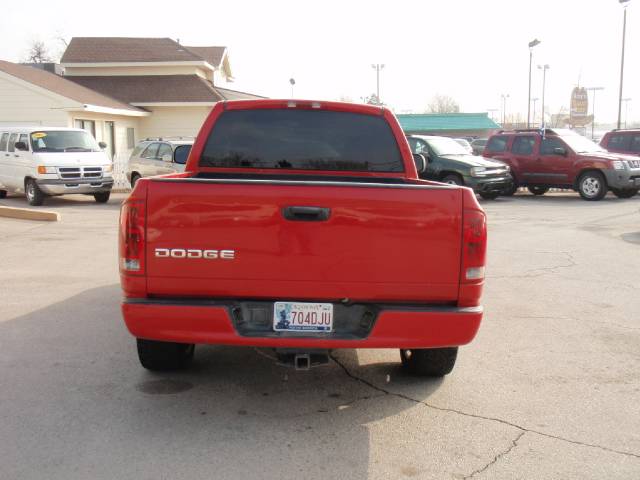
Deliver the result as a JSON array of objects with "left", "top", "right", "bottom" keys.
[
  {"left": 200, "top": 109, "right": 403, "bottom": 172},
  {"left": 607, "top": 134, "right": 631, "bottom": 151},
  {"left": 487, "top": 135, "right": 508, "bottom": 153}
]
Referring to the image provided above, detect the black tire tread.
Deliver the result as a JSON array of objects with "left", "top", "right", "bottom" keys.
[
  {"left": 136, "top": 339, "right": 195, "bottom": 371},
  {"left": 400, "top": 347, "right": 458, "bottom": 377}
]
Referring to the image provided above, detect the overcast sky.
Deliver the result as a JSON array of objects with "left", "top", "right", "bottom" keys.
[{"left": 0, "top": 0, "right": 637, "bottom": 124}]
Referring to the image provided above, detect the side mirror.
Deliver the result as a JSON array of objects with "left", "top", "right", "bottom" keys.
[
  {"left": 14, "top": 141, "right": 28, "bottom": 151},
  {"left": 173, "top": 145, "right": 190, "bottom": 165},
  {"left": 553, "top": 147, "right": 567, "bottom": 156},
  {"left": 162, "top": 153, "right": 173, "bottom": 163},
  {"left": 412, "top": 153, "right": 427, "bottom": 174},
  {"left": 98, "top": 141, "right": 107, "bottom": 149}
]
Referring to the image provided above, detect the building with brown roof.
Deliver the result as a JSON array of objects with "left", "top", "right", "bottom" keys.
[{"left": 0, "top": 37, "right": 263, "bottom": 158}]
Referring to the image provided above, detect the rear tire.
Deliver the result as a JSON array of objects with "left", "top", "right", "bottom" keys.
[
  {"left": 611, "top": 188, "right": 639, "bottom": 199},
  {"left": 137, "top": 339, "right": 195, "bottom": 371},
  {"left": 441, "top": 174, "right": 463, "bottom": 186},
  {"left": 577, "top": 171, "right": 607, "bottom": 201},
  {"left": 400, "top": 347, "right": 458, "bottom": 377},
  {"left": 130, "top": 173, "right": 141, "bottom": 188},
  {"left": 93, "top": 191, "right": 111, "bottom": 203},
  {"left": 0, "top": 190, "right": 7, "bottom": 199},
  {"left": 527, "top": 185, "right": 549, "bottom": 196},
  {"left": 479, "top": 191, "right": 500, "bottom": 200},
  {"left": 25, "top": 179, "right": 45, "bottom": 206}
]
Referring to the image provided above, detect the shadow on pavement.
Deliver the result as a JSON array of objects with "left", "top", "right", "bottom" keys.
[{"left": 2, "top": 284, "right": 445, "bottom": 479}]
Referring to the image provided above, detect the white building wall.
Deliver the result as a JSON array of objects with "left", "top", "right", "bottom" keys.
[
  {"left": 137, "top": 106, "right": 212, "bottom": 139},
  {"left": 0, "top": 76, "right": 70, "bottom": 127}
]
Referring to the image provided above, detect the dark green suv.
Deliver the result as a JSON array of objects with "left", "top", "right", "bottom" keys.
[{"left": 407, "top": 135, "right": 513, "bottom": 199}]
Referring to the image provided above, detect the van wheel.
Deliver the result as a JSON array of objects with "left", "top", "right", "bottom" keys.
[
  {"left": 528, "top": 186, "right": 549, "bottom": 195},
  {"left": 441, "top": 174, "right": 463, "bottom": 186},
  {"left": 93, "top": 191, "right": 111, "bottom": 203},
  {"left": 479, "top": 191, "right": 500, "bottom": 200},
  {"left": 130, "top": 173, "right": 141, "bottom": 188},
  {"left": 25, "top": 179, "right": 45, "bottom": 206},
  {"left": 611, "top": 188, "right": 639, "bottom": 199},
  {"left": 0, "top": 190, "right": 7, "bottom": 199},
  {"left": 137, "top": 339, "right": 195, "bottom": 371},
  {"left": 400, "top": 347, "right": 458, "bottom": 377},
  {"left": 578, "top": 171, "right": 607, "bottom": 201}
]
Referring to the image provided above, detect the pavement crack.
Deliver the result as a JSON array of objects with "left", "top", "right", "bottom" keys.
[
  {"left": 329, "top": 354, "right": 640, "bottom": 460},
  {"left": 463, "top": 431, "right": 525, "bottom": 479}
]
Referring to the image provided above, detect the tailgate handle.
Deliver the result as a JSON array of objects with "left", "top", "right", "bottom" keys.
[{"left": 282, "top": 206, "right": 331, "bottom": 222}]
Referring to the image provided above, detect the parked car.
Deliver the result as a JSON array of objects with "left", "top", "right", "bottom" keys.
[
  {"left": 119, "top": 100, "right": 487, "bottom": 377},
  {"left": 0, "top": 127, "right": 113, "bottom": 205},
  {"left": 453, "top": 138, "right": 473, "bottom": 154},
  {"left": 127, "top": 138, "right": 193, "bottom": 187},
  {"left": 600, "top": 129, "right": 640, "bottom": 157},
  {"left": 471, "top": 138, "right": 488, "bottom": 156},
  {"left": 483, "top": 128, "right": 640, "bottom": 200},
  {"left": 407, "top": 135, "right": 513, "bottom": 200}
]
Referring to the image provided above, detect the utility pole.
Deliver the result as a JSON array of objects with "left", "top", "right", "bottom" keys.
[
  {"left": 500, "top": 94, "right": 510, "bottom": 125},
  {"left": 527, "top": 39, "right": 541, "bottom": 128},
  {"left": 617, "top": 0, "right": 631, "bottom": 129},
  {"left": 538, "top": 64, "right": 550, "bottom": 128},
  {"left": 371, "top": 64, "right": 385, "bottom": 103},
  {"left": 586, "top": 87, "right": 604, "bottom": 139}
]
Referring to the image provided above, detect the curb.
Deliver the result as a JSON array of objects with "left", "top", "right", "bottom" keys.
[{"left": 0, "top": 206, "right": 60, "bottom": 222}]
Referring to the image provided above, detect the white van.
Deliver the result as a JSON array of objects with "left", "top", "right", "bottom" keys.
[{"left": 0, "top": 127, "right": 114, "bottom": 206}]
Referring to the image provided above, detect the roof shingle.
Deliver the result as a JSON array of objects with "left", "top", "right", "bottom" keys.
[
  {"left": 0, "top": 60, "right": 143, "bottom": 112},
  {"left": 61, "top": 37, "right": 214, "bottom": 64},
  {"left": 67, "top": 75, "right": 224, "bottom": 103}
]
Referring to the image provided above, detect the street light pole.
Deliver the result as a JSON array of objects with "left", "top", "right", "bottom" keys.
[
  {"left": 371, "top": 64, "right": 385, "bottom": 103},
  {"left": 538, "top": 64, "right": 550, "bottom": 128},
  {"left": 531, "top": 98, "right": 539, "bottom": 127},
  {"left": 622, "top": 98, "right": 632, "bottom": 128},
  {"left": 617, "top": 0, "right": 631, "bottom": 129},
  {"left": 527, "top": 39, "right": 541, "bottom": 128},
  {"left": 586, "top": 87, "right": 604, "bottom": 139}
]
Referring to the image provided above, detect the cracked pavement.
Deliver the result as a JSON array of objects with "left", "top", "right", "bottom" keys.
[{"left": 1, "top": 192, "right": 640, "bottom": 479}]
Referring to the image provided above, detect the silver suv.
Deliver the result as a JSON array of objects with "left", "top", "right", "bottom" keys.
[{"left": 127, "top": 138, "right": 193, "bottom": 187}]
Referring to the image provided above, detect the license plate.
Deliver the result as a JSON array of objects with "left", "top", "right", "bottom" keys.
[{"left": 273, "top": 302, "right": 333, "bottom": 332}]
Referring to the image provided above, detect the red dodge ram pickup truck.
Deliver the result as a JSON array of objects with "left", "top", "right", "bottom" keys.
[{"left": 119, "top": 100, "right": 487, "bottom": 377}]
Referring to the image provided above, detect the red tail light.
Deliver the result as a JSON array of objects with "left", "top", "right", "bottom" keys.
[
  {"left": 119, "top": 199, "right": 146, "bottom": 275},
  {"left": 462, "top": 209, "right": 487, "bottom": 283}
]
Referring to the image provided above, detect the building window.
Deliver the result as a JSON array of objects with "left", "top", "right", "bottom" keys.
[
  {"left": 126, "top": 128, "right": 135, "bottom": 149},
  {"left": 74, "top": 119, "right": 96, "bottom": 138}
]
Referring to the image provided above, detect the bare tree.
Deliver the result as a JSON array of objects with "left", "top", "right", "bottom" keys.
[
  {"left": 24, "top": 40, "right": 53, "bottom": 63},
  {"left": 426, "top": 94, "right": 460, "bottom": 114}
]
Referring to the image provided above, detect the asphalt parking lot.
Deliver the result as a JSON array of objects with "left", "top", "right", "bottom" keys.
[{"left": 1, "top": 191, "right": 639, "bottom": 479}]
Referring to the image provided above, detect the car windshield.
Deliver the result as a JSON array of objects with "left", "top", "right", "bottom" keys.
[
  {"left": 30, "top": 130, "right": 101, "bottom": 153},
  {"left": 560, "top": 134, "right": 606, "bottom": 154},
  {"left": 426, "top": 137, "right": 471, "bottom": 156}
]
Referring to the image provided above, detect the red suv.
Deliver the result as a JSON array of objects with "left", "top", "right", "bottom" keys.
[
  {"left": 600, "top": 129, "right": 640, "bottom": 157},
  {"left": 483, "top": 128, "right": 640, "bottom": 200}
]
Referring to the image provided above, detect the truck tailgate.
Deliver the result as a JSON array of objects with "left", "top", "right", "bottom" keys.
[{"left": 145, "top": 179, "right": 462, "bottom": 302}]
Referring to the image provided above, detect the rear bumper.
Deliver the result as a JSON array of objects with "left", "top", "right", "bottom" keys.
[{"left": 121, "top": 299, "right": 483, "bottom": 349}]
